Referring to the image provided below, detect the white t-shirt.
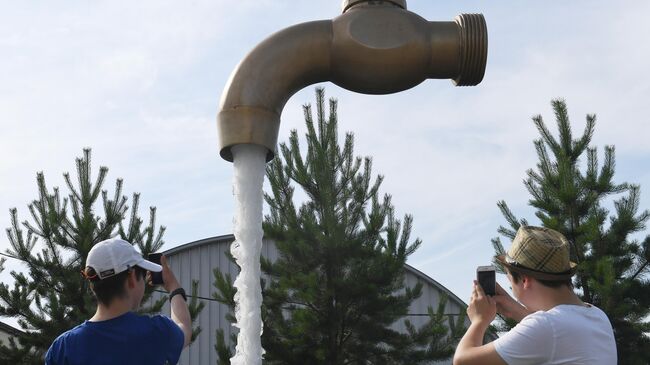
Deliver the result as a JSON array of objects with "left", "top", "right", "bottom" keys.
[{"left": 493, "top": 304, "right": 617, "bottom": 365}]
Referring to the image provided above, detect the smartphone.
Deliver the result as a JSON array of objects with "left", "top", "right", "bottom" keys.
[
  {"left": 477, "top": 265, "right": 496, "bottom": 296},
  {"left": 147, "top": 253, "right": 164, "bottom": 285}
]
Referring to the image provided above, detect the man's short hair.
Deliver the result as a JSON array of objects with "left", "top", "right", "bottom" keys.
[
  {"left": 508, "top": 269, "right": 573, "bottom": 289},
  {"left": 86, "top": 266, "right": 146, "bottom": 306}
]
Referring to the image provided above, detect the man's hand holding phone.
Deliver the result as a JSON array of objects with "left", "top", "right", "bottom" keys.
[
  {"left": 160, "top": 255, "right": 181, "bottom": 293},
  {"left": 467, "top": 280, "right": 497, "bottom": 328},
  {"left": 476, "top": 265, "right": 496, "bottom": 296},
  {"left": 147, "top": 253, "right": 164, "bottom": 286},
  {"left": 146, "top": 253, "right": 181, "bottom": 293}
]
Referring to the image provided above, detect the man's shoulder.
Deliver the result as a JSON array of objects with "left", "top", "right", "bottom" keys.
[
  {"left": 131, "top": 313, "right": 183, "bottom": 336},
  {"left": 110, "top": 311, "right": 174, "bottom": 325},
  {"left": 519, "top": 310, "right": 553, "bottom": 325},
  {"left": 54, "top": 313, "right": 176, "bottom": 338},
  {"left": 494, "top": 311, "right": 554, "bottom": 346},
  {"left": 136, "top": 313, "right": 177, "bottom": 326},
  {"left": 46, "top": 322, "right": 90, "bottom": 363},
  {"left": 492, "top": 311, "right": 555, "bottom": 363},
  {"left": 546, "top": 304, "right": 609, "bottom": 321},
  {"left": 501, "top": 310, "right": 556, "bottom": 340},
  {"left": 51, "top": 321, "right": 89, "bottom": 343}
]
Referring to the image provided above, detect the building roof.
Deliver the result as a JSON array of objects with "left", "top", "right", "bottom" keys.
[
  {"left": 164, "top": 234, "right": 469, "bottom": 309},
  {"left": 0, "top": 321, "right": 22, "bottom": 336}
]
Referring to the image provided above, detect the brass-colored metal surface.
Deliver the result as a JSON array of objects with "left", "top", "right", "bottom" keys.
[
  {"left": 218, "top": 20, "right": 332, "bottom": 161},
  {"left": 342, "top": 0, "right": 406, "bottom": 13},
  {"left": 218, "top": 1, "right": 487, "bottom": 162}
]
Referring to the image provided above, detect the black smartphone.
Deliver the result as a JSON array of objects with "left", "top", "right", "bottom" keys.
[
  {"left": 477, "top": 265, "right": 496, "bottom": 296},
  {"left": 148, "top": 253, "right": 164, "bottom": 285}
]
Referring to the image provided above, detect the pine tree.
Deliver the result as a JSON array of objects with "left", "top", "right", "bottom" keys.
[
  {"left": 0, "top": 149, "right": 203, "bottom": 364},
  {"left": 492, "top": 99, "right": 650, "bottom": 364},
  {"left": 214, "top": 88, "right": 466, "bottom": 364}
]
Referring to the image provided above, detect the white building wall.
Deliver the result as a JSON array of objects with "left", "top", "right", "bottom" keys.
[
  {"left": 0, "top": 322, "right": 21, "bottom": 347},
  {"left": 0, "top": 330, "right": 12, "bottom": 346}
]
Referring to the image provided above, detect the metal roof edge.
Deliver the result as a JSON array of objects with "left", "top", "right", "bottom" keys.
[
  {"left": 404, "top": 263, "right": 468, "bottom": 308},
  {"left": 163, "top": 234, "right": 235, "bottom": 256},
  {"left": 0, "top": 321, "right": 23, "bottom": 336}
]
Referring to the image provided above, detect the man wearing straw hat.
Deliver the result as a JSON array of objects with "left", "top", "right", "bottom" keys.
[
  {"left": 453, "top": 226, "right": 616, "bottom": 365},
  {"left": 45, "top": 238, "right": 192, "bottom": 365}
]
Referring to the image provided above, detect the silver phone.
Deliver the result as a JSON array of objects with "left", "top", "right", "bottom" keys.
[{"left": 477, "top": 265, "right": 496, "bottom": 296}]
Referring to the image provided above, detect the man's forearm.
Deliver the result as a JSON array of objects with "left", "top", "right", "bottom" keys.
[
  {"left": 171, "top": 293, "right": 192, "bottom": 346},
  {"left": 160, "top": 255, "right": 192, "bottom": 347},
  {"left": 512, "top": 304, "right": 532, "bottom": 322},
  {"left": 454, "top": 322, "right": 489, "bottom": 365}
]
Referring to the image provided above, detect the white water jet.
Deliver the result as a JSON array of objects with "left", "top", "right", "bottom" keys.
[{"left": 230, "top": 144, "right": 267, "bottom": 365}]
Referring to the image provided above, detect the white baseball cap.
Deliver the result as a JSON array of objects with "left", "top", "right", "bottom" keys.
[{"left": 86, "top": 238, "right": 162, "bottom": 280}]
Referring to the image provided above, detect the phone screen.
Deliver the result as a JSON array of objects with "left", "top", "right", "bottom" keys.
[
  {"left": 477, "top": 266, "right": 496, "bottom": 296},
  {"left": 148, "top": 253, "right": 164, "bottom": 285}
]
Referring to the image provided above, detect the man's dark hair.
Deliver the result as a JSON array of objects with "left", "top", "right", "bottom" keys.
[
  {"left": 509, "top": 269, "right": 573, "bottom": 289},
  {"left": 86, "top": 266, "right": 146, "bottom": 306}
]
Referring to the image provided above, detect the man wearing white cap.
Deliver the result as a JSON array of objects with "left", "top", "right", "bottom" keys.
[
  {"left": 45, "top": 238, "right": 192, "bottom": 365},
  {"left": 453, "top": 226, "right": 616, "bottom": 365}
]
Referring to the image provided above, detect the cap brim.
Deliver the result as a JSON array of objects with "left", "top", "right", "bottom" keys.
[
  {"left": 495, "top": 255, "right": 576, "bottom": 281},
  {"left": 136, "top": 259, "right": 162, "bottom": 272}
]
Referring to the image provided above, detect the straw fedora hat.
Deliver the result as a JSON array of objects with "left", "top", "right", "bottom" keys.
[{"left": 495, "top": 226, "right": 577, "bottom": 281}]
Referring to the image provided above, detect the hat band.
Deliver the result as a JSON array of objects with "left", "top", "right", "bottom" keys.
[{"left": 506, "top": 259, "right": 575, "bottom": 281}]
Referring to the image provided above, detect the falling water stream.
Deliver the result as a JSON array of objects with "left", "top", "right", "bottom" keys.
[{"left": 230, "top": 144, "right": 267, "bottom": 365}]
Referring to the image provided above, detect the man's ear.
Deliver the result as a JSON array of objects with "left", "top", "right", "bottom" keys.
[
  {"left": 126, "top": 269, "right": 136, "bottom": 289},
  {"left": 522, "top": 275, "right": 533, "bottom": 289}
]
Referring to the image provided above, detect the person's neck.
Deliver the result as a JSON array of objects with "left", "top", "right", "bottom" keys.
[
  {"left": 90, "top": 299, "right": 133, "bottom": 322},
  {"left": 533, "top": 286, "right": 585, "bottom": 311}
]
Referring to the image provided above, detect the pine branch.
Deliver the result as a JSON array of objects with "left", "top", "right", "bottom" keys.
[
  {"left": 531, "top": 114, "right": 560, "bottom": 156},
  {"left": 551, "top": 99, "right": 573, "bottom": 157},
  {"left": 496, "top": 200, "right": 523, "bottom": 236},
  {"left": 573, "top": 113, "right": 595, "bottom": 155},
  {"left": 188, "top": 280, "right": 205, "bottom": 343}
]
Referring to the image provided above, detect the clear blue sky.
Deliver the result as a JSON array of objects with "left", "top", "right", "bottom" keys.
[{"left": 2, "top": 0, "right": 650, "bottom": 325}]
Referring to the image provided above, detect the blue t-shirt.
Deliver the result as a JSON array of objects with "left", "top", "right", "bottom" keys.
[{"left": 45, "top": 312, "right": 184, "bottom": 365}]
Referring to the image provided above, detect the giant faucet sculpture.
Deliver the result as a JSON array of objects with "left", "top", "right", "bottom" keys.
[
  {"left": 217, "top": 1, "right": 487, "bottom": 363},
  {"left": 219, "top": 0, "right": 487, "bottom": 161}
]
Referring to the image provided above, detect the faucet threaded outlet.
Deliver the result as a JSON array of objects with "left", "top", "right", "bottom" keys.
[{"left": 454, "top": 13, "right": 488, "bottom": 86}]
